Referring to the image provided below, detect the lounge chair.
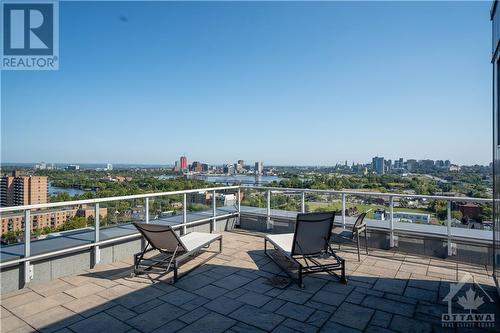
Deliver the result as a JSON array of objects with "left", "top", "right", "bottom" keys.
[
  {"left": 332, "top": 211, "right": 368, "bottom": 261},
  {"left": 264, "top": 212, "right": 346, "bottom": 287},
  {"left": 132, "top": 222, "right": 222, "bottom": 282}
]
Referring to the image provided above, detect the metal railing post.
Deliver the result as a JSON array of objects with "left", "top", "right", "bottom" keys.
[
  {"left": 183, "top": 193, "right": 187, "bottom": 235},
  {"left": 212, "top": 190, "right": 217, "bottom": 233},
  {"left": 447, "top": 201, "right": 452, "bottom": 256},
  {"left": 24, "top": 209, "right": 31, "bottom": 285},
  {"left": 341, "top": 193, "right": 346, "bottom": 229},
  {"left": 145, "top": 197, "right": 149, "bottom": 223},
  {"left": 301, "top": 191, "right": 305, "bottom": 213},
  {"left": 237, "top": 187, "right": 241, "bottom": 224},
  {"left": 267, "top": 190, "right": 272, "bottom": 229},
  {"left": 94, "top": 203, "right": 100, "bottom": 265},
  {"left": 389, "top": 196, "right": 395, "bottom": 248}
]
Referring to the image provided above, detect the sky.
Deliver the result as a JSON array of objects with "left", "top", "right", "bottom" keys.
[{"left": 0, "top": 1, "right": 493, "bottom": 166}]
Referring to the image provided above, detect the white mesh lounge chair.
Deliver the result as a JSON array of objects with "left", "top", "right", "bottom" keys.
[
  {"left": 264, "top": 212, "right": 346, "bottom": 287},
  {"left": 132, "top": 222, "right": 222, "bottom": 282}
]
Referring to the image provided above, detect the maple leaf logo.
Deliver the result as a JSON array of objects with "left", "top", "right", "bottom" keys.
[{"left": 457, "top": 288, "right": 484, "bottom": 313}]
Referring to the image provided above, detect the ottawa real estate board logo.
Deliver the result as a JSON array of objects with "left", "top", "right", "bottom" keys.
[
  {"left": 442, "top": 273, "right": 496, "bottom": 329},
  {"left": 1, "top": 0, "right": 59, "bottom": 70}
]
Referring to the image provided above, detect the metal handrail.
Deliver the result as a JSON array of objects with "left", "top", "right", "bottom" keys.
[
  {"left": 0, "top": 185, "right": 240, "bottom": 213},
  {"left": 241, "top": 185, "right": 493, "bottom": 203}
]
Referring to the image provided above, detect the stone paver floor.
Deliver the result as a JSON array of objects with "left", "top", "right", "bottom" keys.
[{"left": 1, "top": 230, "right": 499, "bottom": 333}]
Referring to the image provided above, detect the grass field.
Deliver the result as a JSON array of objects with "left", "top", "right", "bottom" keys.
[{"left": 306, "top": 201, "right": 433, "bottom": 219}]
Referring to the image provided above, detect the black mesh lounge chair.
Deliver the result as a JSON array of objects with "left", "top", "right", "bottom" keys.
[
  {"left": 264, "top": 212, "right": 346, "bottom": 287},
  {"left": 333, "top": 212, "right": 368, "bottom": 261},
  {"left": 132, "top": 222, "right": 222, "bottom": 282}
]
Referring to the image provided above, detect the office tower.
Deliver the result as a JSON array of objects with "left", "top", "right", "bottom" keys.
[
  {"left": 106, "top": 163, "right": 113, "bottom": 171},
  {"left": 180, "top": 156, "right": 188, "bottom": 170},
  {"left": 372, "top": 157, "right": 385, "bottom": 175},
  {"left": 255, "top": 162, "right": 263, "bottom": 175},
  {"left": 191, "top": 161, "right": 203, "bottom": 172},
  {"left": 1, "top": 172, "right": 48, "bottom": 207}
]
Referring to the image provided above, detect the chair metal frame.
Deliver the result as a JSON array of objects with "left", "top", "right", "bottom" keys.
[
  {"left": 264, "top": 212, "right": 346, "bottom": 287},
  {"left": 335, "top": 212, "right": 369, "bottom": 261},
  {"left": 132, "top": 222, "right": 222, "bottom": 282}
]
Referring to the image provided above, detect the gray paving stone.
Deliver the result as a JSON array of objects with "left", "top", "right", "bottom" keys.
[
  {"left": 180, "top": 296, "right": 210, "bottom": 311},
  {"left": 389, "top": 314, "right": 432, "bottom": 333},
  {"left": 272, "top": 325, "right": 296, "bottom": 333},
  {"left": 305, "top": 309, "right": 331, "bottom": 328},
  {"left": 175, "top": 274, "right": 216, "bottom": 292},
  {"left": 242, "top": 277, "right": 274, "bottom": 294},
  {"left": 370, "top": 311, "right": 392, "bottom": 328},
  {"left": 204, "top": 296, "right": 244, "bottom": 315},
  {"left": 278, "top": 289, "right": 313, "bottom": 304},
  {"left": 236, "top": 291, "right": 272, "bottom": 307},
  {"left": 178, "top": 312, "right": 236, "bottom": 333},
  {"left": 415, "top": 303, "right": 447, "bottom": 319},
  {"left": 179, "top": 307, "right": 211, "bottom": 324},
  {"left": 229, "top": 304, "right": 285, "bottom": 331},
  {"left": 290, "top": 277, "right": 328, "bottom": 294},
  {"left": 345, "top": 291, "right": 365, "bottom": 305},
  {"left": 24, "top": 306, "right": 84, "bottom": 333},
  {"left": 193, "top": 285, "right": 228, "bottom": 300},
  {"left": 116, "top": 287, "right": 165, "bottom": 309},
  {"left": 105, "top": 305, "right": 137, "bottom": 321},
  {"left": 304, "top": 300, "right": 337, "bottom": 313},
  {"left": 330, "top": 302, "right": 374, "bottom": 331},
  {"left": 210, "top": 266, "right": 240, "bottom": 277},
  {"left": 69, "top": 312, "right": 131, "bottom": 333},
  {"left": 310, "top": 290, "right": 346, "bottom": 307},
  {"left": 126, "top": 302, "right": 186, "bottom": 332},
  {"left": 262, "top": 299, "right": 286, "bottom": 312},
  {"left": 132, "top": 298, "right": 165, "bottom": 313},
  {"left": 275, "top": 302, "right": 315, "bottom": 321},
  {"left": 265, "top": 288, "right": 285, "bottom": 298},
  {"left": 383, "top": 293, "right": 418, "bottom": 305},
  {"left": 159, "top": 289, "right": 197, "bottom": 306},
  {"left": 354, "top": 286, "right": 384, "bottom": 297},
  {"left": 365, "top": 326, "right": 398, "bottom": 333},
  {"left": 212, "top": 274, "right": 253, "bottom": 290},
  {"left": 320, "top": 321, "right": 362, "bottom": 333},
  {"left": 408, "top": 279, "right": 440, "bottom": 291},
  {"left": 151, "top": 282, "right": 177, "bottom": 294},
  {"left": 373, "top": 279, "right": 407, "bottom": 295},
  {"left": 230, "top": 322, "right": 266, "bottom": 333},
  {"left": 224, "top": 288, "right": 248, "bottom": 299},
  {"left": 321, "top": 282, "right": 354, "bottom": 295},
  {"left": 151, "top": 320, "right": 186, "bottom": 333},
  {"left": 362, "top": 296, "right": 415, "bottom": 317},
  {"left": 403, "top": 287, "right": 437, "bottom": 303}
]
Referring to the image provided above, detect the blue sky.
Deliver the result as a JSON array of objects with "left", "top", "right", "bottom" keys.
[{"left": 1, "top": 1, "right": 492, "bottom": 166}]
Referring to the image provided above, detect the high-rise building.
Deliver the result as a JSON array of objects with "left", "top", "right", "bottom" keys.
[
  {"left": 372, "top": 157, "right": 385, "bottom": 174},
  {"left": 173, "top": 161, "right": 180, "bottom": 172},
  {"left": 106, "top": 163, "right": 113, "bottom": 171},
  {"left": 191, "top": 161, "right": 203, "bottom": 172},
  {"left": 66, "top": 165, "right": 79, "bottom": 170},
  {"left": 406, "top": 159, "right": 418, "bottom": 171},
  {"left": 180, "top": 156, "right": 188, "bottom": 170},
  {"left": 255, "top": 162, "right": 263, "bottom": 175},
  {"left": 1, "top": 172, "right": 48, "bottom": 207},
  {"left": 201, "top": 163, "right": 209, "bottom": 172}
]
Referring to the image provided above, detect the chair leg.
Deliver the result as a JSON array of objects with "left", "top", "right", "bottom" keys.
[
  {"left": 340, "top": 258, "right": 347, "bottom": 284},
  {"left": 356, "top": 234, "right": 360, "bottom": 262}
]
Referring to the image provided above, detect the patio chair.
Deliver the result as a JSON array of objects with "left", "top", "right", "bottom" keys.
[
  {"left": 264, "top": 212, "right": 346, "bottom": 287},
  {"left": 332, "top": 211, "right": 368, "bottom": 261},
  {"left": 132, "top": 222, "right": 222, "bottom": 282}
]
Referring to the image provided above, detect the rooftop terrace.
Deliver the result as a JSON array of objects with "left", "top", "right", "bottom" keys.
[{"left": 1, "top": 230, "right": 498, "bottom": 333}]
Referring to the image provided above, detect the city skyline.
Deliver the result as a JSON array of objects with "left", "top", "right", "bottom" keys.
[{"left": 1, "top": 1, "right": 492, "bottom": 165}]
